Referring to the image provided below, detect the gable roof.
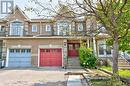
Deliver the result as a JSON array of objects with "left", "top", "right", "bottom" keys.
[
  {"left": 55, "top": 5, "right": 75, "bottom": 19},
  {"left": 4, "top": 5, "right": 30, "bottom": 21},
  {"left": 15, "top": 5, "right": 30, "bottom": 20}
]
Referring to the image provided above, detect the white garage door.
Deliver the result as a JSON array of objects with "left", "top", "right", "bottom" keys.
[{"left": 8, "top": 49, "right": 32, "bottom": 67}]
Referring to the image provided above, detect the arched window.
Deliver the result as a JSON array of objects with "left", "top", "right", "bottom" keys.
[{"left": 10, "top": 21, "right": 23, "bottom": 36}]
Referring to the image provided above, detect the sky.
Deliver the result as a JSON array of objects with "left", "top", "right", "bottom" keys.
[
  {"left": 0, "top": 0, "right": 59, "bottom": 19},
  {"left": 0, "top": 0, "right": 96, "bottom": 19},
  {"left": 15, "top": 0, "right": 59, "bottom": 19}
]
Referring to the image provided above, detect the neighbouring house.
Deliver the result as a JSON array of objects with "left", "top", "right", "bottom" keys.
[{"left": 0, "top": 6, "right": 113, "bottom": 68}]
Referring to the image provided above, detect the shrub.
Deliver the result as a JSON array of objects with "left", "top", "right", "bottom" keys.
[
  {"left": 96, "top": 59, "right": 110, "bottom": 67},
  {"left": 79, "top": 46, "right": 97, "bottom": 68}
]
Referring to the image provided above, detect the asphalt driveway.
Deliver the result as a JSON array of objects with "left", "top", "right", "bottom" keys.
[{"left": 0, "top": 67, "right": 67, "bottom": 86}]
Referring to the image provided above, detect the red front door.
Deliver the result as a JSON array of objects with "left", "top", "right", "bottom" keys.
[
  {"left": 40, "top": 48, "right": 62, "bottom": 66},
  {"left": 68, "top": 43, "right": 80, "bottom": 57}
]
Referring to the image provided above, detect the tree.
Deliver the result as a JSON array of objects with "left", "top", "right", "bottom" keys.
[
  {"left": 65, "top": 0, "right": 130, "bottom": 76},
  {"left": 27, "top": 0, "right": 130, "bottom": 76}
]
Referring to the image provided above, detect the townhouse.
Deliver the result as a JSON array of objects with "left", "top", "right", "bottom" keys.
[{"left": 0, "top": 6, "right": 112, "bottom": 68}]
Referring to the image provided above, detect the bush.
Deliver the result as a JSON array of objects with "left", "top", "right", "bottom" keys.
[
  {"left": 79, "top": 46, "right": 97, "bottom": 68},
  {"left": 96, "top": 59, "right": 110, "bottom": 67}
]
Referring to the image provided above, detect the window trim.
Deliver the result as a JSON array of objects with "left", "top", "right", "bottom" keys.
[
  {"left": 32, "top": 24, "right": 37, "bottom": 32},
  {"left": 0, "top": 25, "right": 1, "bottom": 32},
  {"left": 0, "top": 25, "right": 4, "bottom": 32}
]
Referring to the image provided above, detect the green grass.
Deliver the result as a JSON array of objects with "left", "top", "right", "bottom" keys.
[
  {"left": 91, "top": 80, "right": 126, "bottom": 86},
  {"left": 101, "top": 66, "right": 130, "bottom": 77},
  {"left": 119, "top": 70, "right": 130, "bottom": 77},
  {"left": 91, "top": 81, "right": 110, "bottom": 86},
  {"left": 101, "top": 66, "right": 112, "bottom": 71}
]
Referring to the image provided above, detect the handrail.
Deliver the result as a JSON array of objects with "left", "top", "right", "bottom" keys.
[
  {"left": 119, "top": 52, "right": 130, "bottom": 65},
  {"left": 124, "top": 52, "right": 130, "bottom": 60}
]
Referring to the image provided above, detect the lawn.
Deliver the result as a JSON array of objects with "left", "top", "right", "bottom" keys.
[
  {"left": 87, "top": 68, "right": 128, "bottom": 86},
  {"left": 91, "top": 80, "right": 126, "bottom": 86},
  {"left": 101, "top": 66, "right": 130, "bottom": 77},
  {"left": 91, "top": 81, "right": 110, "bottom": 86}
]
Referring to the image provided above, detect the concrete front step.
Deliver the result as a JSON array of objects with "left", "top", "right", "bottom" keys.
[
  {"left": 118, "top": 63, "right": 130, "bottom": 66},
  {"left": 118, "top": 61, "right": 128, "bottom": 63},
  {"left": 67, "top": 66, "right": 82, "bottom": 69},
  {"left": 118, "top": 60, "right": 128, "bottom": 62},
  {"left": 118, "top": 57, "right": 130, "bottom": 69},
  {"left": 68, "top": 64, "right": 80, "bottom": 66},
  {"left": 118, "top": 65, "right": 130, "bottom": 67},
  {"left": 68, "top": 62, "right": 80, "bottom": 64},
  {"left": 67, "top": 57, "right": 81, "bottom": 69},
  {"left": 118, "top": 67, "right": 130, "bottom": 69}
]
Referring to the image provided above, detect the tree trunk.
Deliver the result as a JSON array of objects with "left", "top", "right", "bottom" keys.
[{"left": 112, "top": 35, "right": 119, "bottom": 76}]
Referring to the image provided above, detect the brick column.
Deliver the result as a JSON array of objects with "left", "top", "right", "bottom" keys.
[{"left": 63, "top": 39, "right": 67, "bottom": 68}]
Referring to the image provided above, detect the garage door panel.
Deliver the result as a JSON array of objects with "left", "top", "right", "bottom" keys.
[
  {"left": 40, "top": 48, "right": 62, "bottom": 66},
  {"left": 9, "top": 57, "right": 31, "bottom": 62},
  {"left": 9, "top": 62, "right": 21, "bottom": 67},
  {"left": 20, "top": 62, "right": 31, "bottom": 65},
  {"left": 8, "top": 49, "right": 31, "bottom": 67}
]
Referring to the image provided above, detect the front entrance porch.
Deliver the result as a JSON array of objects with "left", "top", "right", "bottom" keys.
[
  {"left": 67, "top": 40, "right": 81, "bottom": 69},
  {"left": 68, "top": 43, "right": 80, "bottom": 57}
]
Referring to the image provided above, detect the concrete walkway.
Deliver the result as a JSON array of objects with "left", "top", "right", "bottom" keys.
[{"left": 67, "top": 75, "right": 82, "bottom": 86}]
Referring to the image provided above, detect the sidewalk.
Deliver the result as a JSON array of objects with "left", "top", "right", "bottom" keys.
[{"left": 67, "top": 75, "right": 82, "bottom": 86}]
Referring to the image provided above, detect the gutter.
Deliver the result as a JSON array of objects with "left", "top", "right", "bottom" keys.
[{"left": 0, "top": 36, "right": 88, "bottom": 40}]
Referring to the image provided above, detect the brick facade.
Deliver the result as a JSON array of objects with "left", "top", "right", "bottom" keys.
[{"left": 0, "top": 6, "right": 111, "bottom": 68}]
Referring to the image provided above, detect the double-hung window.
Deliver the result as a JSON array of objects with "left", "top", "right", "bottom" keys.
[
  {"left": 46, "top": 24, "right": 51, "bottom": 32},
  {"left": 0, "top": 26, "right": 5, "bottom": 33},
  {"left": 78, "top": 23, "right": 83, "bottom": 31},
  {"left": 98, "top": 40, "right": 112, "bottom": 57},
  {"left": 57, "top": 21, "right": 71, "bottom": 35},
  {"left": 32, "top": 24, "right": 37, "bottom": 32}
]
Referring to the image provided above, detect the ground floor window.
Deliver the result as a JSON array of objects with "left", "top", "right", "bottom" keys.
[
  {"left": 98, "top": 40, "right": 112, "bottom": 57},
  {"left": 99, "top": 44, "right": 105, "bottom": 55}
]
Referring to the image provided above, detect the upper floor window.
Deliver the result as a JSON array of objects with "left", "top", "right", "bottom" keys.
[
  {"left": 86, "top": 22, "right": 91, "bottom": 29},
  {"left": 0, "top": 25, "right": 5, "bottom": 32},
  {"left": 46, "top": 24, "right": 51, "bottom": 32},
  {"left": 32, "top": 24, "right": 37, "bottom": 32},
  {"left": 78, "top": 23, "right": 83, "bottom": 31},
  {"left": 57, "top": 21, "right": 71, "bottom": 35},
  {"left": 10, "top": 21, "right": 23, "bottom": 36},
  {"left": 97, "top": 24, "right": 106, "bottom": 33}
]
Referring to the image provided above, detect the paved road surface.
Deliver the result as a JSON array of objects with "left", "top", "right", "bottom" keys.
[{"left": 0, "top": 68, "right": 66, "bottom": 86}]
